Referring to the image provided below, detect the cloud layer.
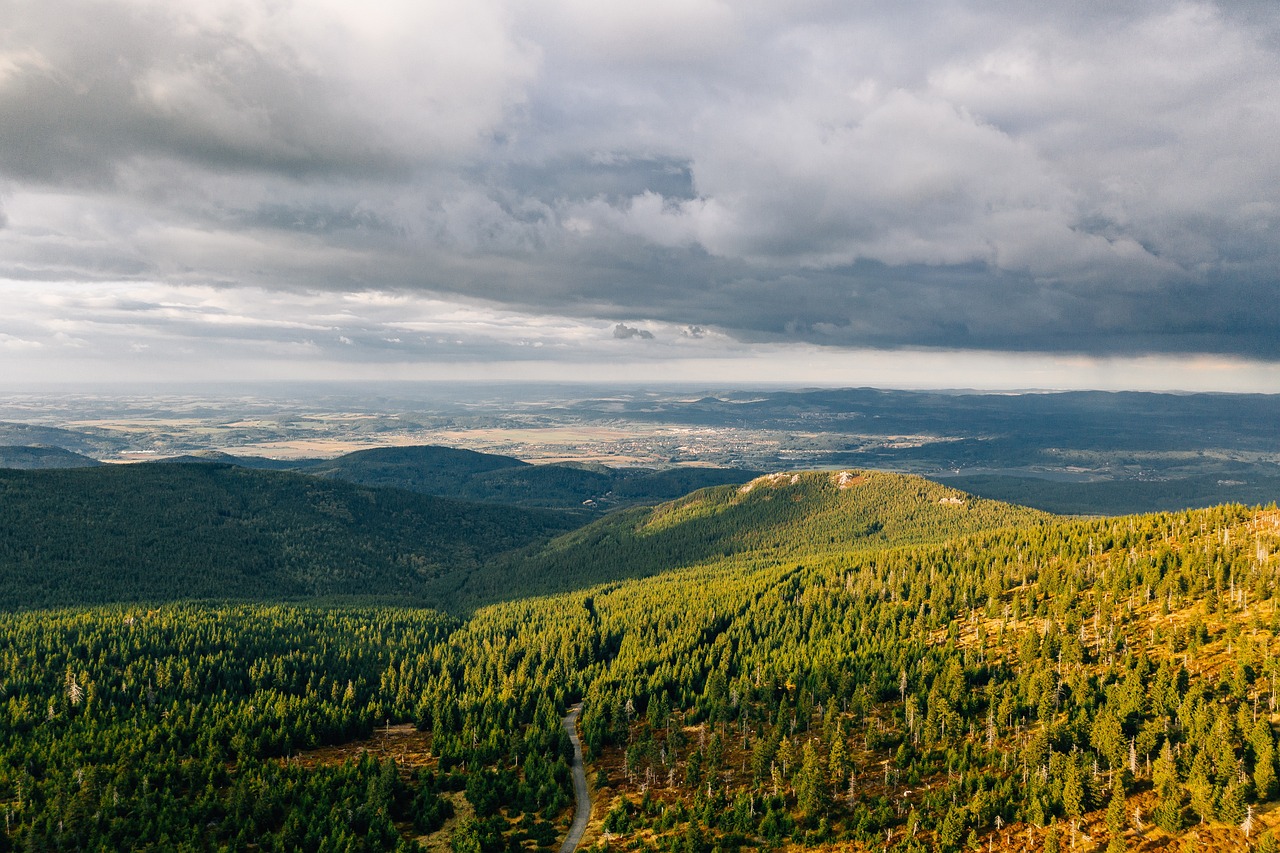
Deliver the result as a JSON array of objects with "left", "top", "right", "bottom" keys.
[{"left": 1, "top": 0, "right": 1278, "bottom": 372}]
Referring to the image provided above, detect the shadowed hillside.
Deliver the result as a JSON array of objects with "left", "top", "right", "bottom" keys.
[
  {"left": 0, "top": 463, "right": 581, "bottom": 610},
  {"left": 0, "top": 445, "right": 102, "bottom": 469},
  {"left": 300, "top": 444, "right": 757, "bottom": 511}
]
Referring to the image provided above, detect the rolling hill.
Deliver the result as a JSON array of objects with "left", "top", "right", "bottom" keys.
[
  {"left": 0, "top": 465, "right": 1049, "bottom": 613},
  {"left": 0, "top": 422, "right": 128, "bottom": 456}
]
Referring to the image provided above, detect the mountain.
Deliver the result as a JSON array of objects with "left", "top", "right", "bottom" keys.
[
  {"left": 0, "top": 463, "right": 581, "bottom": 611},
  {"left": 0, "top": 445, "right": 102, "bottom": 469},
  {"left": 0, "top": 464, "right": 1044, "bottom": 613},
  {"left": 460, "top": 469, "right": 1052, "bottom": 603}
]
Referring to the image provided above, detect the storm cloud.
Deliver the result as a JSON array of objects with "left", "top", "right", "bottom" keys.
[{"left": 1, "top": 0, "right": 1278, "bottom": 374}]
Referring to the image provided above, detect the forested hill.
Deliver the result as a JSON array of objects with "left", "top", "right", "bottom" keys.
[
  {"left": 467, "top": 470, "right": 1053, "bottom": 603},
  {"left": 0, "top": 463, "right": 581, "bottom": 611},
  {"left": 298, "top": 444, "right": 758, "bottom": 510},
  {"left": 300, "top": 444, "right": 529, "bottom": 490},
  {"left": 0, "top": 445, "right": 101, "bottom": 469},
  {"left": 0, "top": 464, "right": 1046, "bottom": 613}
]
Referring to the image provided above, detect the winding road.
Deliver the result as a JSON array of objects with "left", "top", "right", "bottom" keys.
[{"left": 559, "top": 703, "right": 591, "bottom": 853}]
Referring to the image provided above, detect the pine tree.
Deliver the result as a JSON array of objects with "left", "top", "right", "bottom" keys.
[
  {"left": 1184, "top": 760, "right": 1216, "bottom": 825},
  {"left": 1218, "top": 779, "right": 1246, "bottom": 825},
  {"left": 1153, "top": 740, "right": 1183, "bottom": 834},
  {"left": 1091, "top": 712, "right": 1126, "bottom": 770},
  {"left": 449, "top": 817, "right": 482, "bottom": 853},
  {"left": 794, "top": 740, "right": 830, "bottom": 823},
  {"left": 1153, "top": 741, "right": 1178, "bottom": 793},
  {"left": 1043, "top": 821, "right": 1060, "bottom": 853},
  {"left": 1252, "top": 718, "right": 1278, "bottom": 801},
  {"left": 1154, "top": 794, "right": 1183, "bottom": 835},
  {"left": 1106, "top": 780, "right": 1126, "bottom": 837},
  {"left": 828, "top": 734, "right": 850, "bottom": 797},
  {"left": 936, "top": 806, "right": 965, "bottom": 853},
  {"left": 1063, "top": 759, "right": 1085, "bottom": 819}
]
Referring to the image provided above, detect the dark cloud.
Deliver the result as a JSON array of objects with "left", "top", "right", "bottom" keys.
[
  {"left": 612, "top": 323, "right": 654, "bottom": 340},
  {"left": 501, "top": 156, "right": 695, "bottom": 206},
  {"left": 231, "top": 204, "right": 403, "bottom": 237},
  {"left": 0, "top": 0, "right": 1277, "bottom": 370},
  {"left": 0, "top": 1, "right": 534, "bottom": 187}
]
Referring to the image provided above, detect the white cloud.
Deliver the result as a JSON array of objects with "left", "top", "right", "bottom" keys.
[{"left": 0, "top": 332, "right": 42, "bottom": 351}]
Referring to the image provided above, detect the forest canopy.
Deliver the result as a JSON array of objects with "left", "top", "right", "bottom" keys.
[{"left": 0, "top": 468, "right": 1278, "bottom": 851}]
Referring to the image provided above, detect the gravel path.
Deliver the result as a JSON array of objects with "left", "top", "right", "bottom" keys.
[{"left": 559, "top": 703, "right": 591, "bottom": 853}]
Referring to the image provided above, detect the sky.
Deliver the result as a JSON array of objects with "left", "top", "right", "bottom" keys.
[{"left": 1, "top": 0, "right": 1278, "bottom": 391}]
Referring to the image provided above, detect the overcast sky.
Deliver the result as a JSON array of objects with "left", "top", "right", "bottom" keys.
[{"left": 1, "top": 0, "right": 1278, "bottom": 390}]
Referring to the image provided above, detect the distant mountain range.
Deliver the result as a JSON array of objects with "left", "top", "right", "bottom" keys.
[
  {"left": 0, "top": 441, "right": 760, "bottom": 512},
  {"left": 561, "top": 387, "right": 1280, "bottom": 450},
  {"left": 3, "top": 383, "right": 1278, "bottom": 519}
]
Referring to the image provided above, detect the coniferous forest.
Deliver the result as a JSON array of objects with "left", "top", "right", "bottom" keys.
[{"left": 2, "top": 464, "right": 1280, "bottom": 852}]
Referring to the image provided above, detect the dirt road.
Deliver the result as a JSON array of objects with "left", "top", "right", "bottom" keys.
[{"left": 559, "top": 704, "right": 591, "bottom": 853}]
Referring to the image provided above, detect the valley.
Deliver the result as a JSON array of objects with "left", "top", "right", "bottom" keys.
[
  {"left": 0, "top": 453, "right": 1279, "bottom": 851},
  {"left": 0, "top": 386, "right": 1278, "bottom": 852},
  {"left": 3, "top": 384, "right": 1279, "bottom": 519}
]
